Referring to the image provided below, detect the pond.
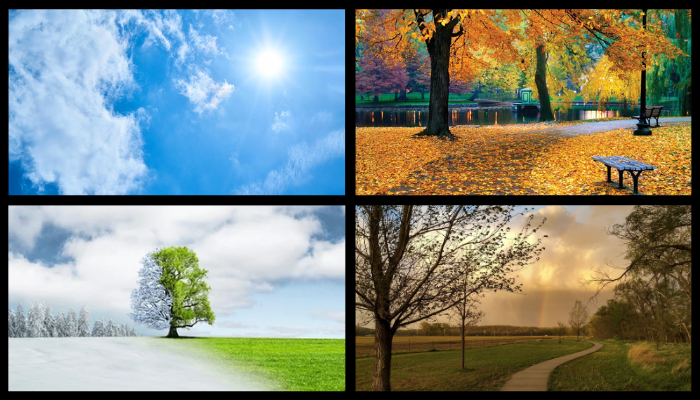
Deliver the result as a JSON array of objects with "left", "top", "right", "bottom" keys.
[{"left": 355, "top": 105, "right": 681, "bottom": 127}]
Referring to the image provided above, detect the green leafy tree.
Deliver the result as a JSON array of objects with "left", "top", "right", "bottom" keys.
[{"left": 153, "top": 246, "right": 215, "bottom": 338}]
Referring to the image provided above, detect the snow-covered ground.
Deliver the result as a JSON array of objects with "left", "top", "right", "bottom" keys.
[{"left": 8, "top": 337, "right": 272, "bottom": 391}]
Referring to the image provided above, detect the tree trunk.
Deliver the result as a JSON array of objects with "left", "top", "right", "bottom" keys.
[
  {"left": 535, "top": 43, "right": 554, "bottom": 121},
  {"left": 372, "top": 318, "right": 394, "bottom": 391},
  {"left": 414, "top": 10, "right": 455, "bottom": 140},
  {"left": 167, "top": 325, "right": 179, "bottom": 338},
  {"left": 373, "top": 93, "right": 379, "bottom": 103},
  {"left": 461, "top": 319, "right": 466, "bottom": 369}
]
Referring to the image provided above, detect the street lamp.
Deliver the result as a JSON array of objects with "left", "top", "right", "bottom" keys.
[{"left": 634, "top": 9, "right": 652, "bottom": 136}]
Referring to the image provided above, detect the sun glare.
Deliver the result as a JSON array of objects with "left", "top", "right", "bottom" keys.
[{"left": 256, "top": 50, "right": 283, "bottom": 77}]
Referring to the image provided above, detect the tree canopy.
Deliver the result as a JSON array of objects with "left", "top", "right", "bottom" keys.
[
  {"left": 131, "top": 246, "right": 215, "bottom": 338},
  {"left": 356, "top": 9, "right": 687, "bottom": 137}
]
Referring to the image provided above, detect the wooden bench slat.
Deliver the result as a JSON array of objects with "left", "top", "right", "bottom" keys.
[{"left": 591, "top": 156, "right": 657, "bottom": 195}]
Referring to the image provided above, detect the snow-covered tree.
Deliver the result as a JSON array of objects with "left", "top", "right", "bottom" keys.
[
  {"left": 92, "top": 319, "right": 106, "bottom": 337},
  {"left": 27, "top": 302, "right": 46, "bottom": 337},
  {"left": 130, "top": 251, "right": 173, "bottom": 331},
  {"left": 55, "top": 311, "right": 67, "bottom": 337},
  {"left": 9, "top": 309, "right": 16, "bottom": 338},
  {"left": 66, "top": 308, "right": 78, "bottom": 337},
  {"left": 78, "top": 307, "right": 91, "bottom": 337},
  {"left": 106, "top": 319, "right": 117, "bottom": 337},
  {"left": 15, "top": 304, "right": 26, "bottom": 338},
  {"left": 44, "top": 305, "right": 56, "bottom": 337},
  {"left": 129, "top": 327, "right": 138, "bottom": 337}
]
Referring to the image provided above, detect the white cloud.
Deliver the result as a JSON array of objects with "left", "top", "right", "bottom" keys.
[
  {"left": 8, "top": 206, "right": 345, "bottom": 320},
  {"left": 310, "top": 111, "right": 332, "bottom": 126},
  {"left": 174, "top": 69, "right": 234, "bottom": 113},
  {"left": 8, "top": 10, "right": 148, "bottom": 194},
  {"left": 189, "top": 24, "right": 219, "bottom": 55},
  {"left": 234, "top": 129, "right": 345, "bottom": 195},
  {"left": 271, "top": 110, "right": 291, "bottom": 132},
  {"left": 208, "top": 10, "right": 231, "bottom": 26}
]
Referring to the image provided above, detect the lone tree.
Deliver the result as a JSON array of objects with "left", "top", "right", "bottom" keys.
[
  {"left": 556, "top": 320, "right": 568, "bottom": 343},
  {"left": 355, "top": 205, "right": 547, "bottom": 391},
  {"left": 130, "top": 246, "right": 215, "bottom": 338},
  {"left": 569, "top": 300, "right": 589, "bottom": 341}
]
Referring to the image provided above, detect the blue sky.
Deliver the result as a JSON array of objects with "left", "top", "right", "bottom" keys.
[
  {"left": 8, "top": 10, "right": 345, "bottom": 195},
  {"left": 8, "top": 206, "right": 345, "bottom": 338}
]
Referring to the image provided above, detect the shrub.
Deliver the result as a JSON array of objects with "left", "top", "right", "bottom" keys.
[{"left": 628, "top": 342, "right": 666, "bottom": 372}]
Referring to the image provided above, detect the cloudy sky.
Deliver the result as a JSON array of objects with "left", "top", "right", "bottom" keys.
[
  {"left": 8, "top": 10, "right": 345, "bottom": 195},
  {"left": 8, "top": 206, "right": 345, "bottom": 338},
  {"left": 356, "top": 206, "right": 636, "bottom": 329}
]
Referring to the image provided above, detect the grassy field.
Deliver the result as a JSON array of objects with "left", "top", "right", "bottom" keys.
[
  {"left": 356, "top": 92, "right": 478, "bottom": 105},
  {"left": 166, "top": 337, "right": 345, "bottom": 391},
  {"left": 549, "top": 339, "right": 691, "bottom": 391},
  {"left": 356, "top": 337, "right": 592, "bottom": 391},
  {"left": 356, "top": 335, "right": 554, "bottom": 358}
]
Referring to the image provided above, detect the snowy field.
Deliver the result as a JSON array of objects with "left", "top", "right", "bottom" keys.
[{"left": 8, "top": 337, "right": 272, "bottom": 391}]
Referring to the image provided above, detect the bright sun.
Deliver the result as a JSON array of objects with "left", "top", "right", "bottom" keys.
[{"left": 256, "top": 50, "right": 283, "bottom": 77}]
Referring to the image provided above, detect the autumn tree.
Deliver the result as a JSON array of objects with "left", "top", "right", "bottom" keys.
[
  {"left": 517, "top": 10, "right": 682, "bottom": 121},
  {"left": 357, "top": 10, "right": 521, "bottom": 140},
  {"left": 357, "top": 9, "right": 682, "bottom": 135},
  {"left": 356, "top": 53, "right": 408, "bottom": 103},
  {"left": 569, "top": 300, "right": 589, "bottom": 341},
  {"left": 355, "top": 205, "right": 547, "bottom": 391}
]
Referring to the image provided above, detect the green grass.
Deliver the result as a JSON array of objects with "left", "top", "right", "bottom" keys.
[
  {"left": 162, "top": 337, "right": 345, "bottom": 391},
  {"left": 356, "top": 92, "right": 479, "bottom": 105},
  {"left": 356, "top": 338, "right": 593, "bottom": 391},
  {"left": 549, "top": 339, "right": 691, "bottom": 391}
]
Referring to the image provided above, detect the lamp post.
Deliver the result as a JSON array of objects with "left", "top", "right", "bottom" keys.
[{"left": 634, "top": 9, "right": 652, "bottom": 136}]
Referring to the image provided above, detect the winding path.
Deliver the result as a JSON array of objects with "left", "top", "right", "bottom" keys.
[{"left": 499, "top": 340, "right": 603, "bottom": 391}]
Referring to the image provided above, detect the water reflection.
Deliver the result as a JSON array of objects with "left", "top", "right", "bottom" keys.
[{"left": 356, "top": 106, "right": 679, "bottom": 127}]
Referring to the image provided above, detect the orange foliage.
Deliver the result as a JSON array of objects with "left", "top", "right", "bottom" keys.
[
  {"left": 356, "top": 123, "right": 691, "bottom": 195},
  {"left": 356, "top": 9, "right": 685, "bottom": 88}
]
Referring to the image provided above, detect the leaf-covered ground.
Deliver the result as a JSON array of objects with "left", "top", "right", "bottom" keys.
[{"left": 356, "top": 122, "right": 691, "bottom": 195}]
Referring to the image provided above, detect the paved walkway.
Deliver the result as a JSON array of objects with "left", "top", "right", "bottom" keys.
[
  {"left": 525, "top": 117, "right": 691, "bottom": 138},
  {"left": 500, "top": 340, "right": 603, "bottom": 391}
]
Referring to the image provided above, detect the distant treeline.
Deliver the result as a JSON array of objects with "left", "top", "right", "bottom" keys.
[
  {"left": 8, "top": 302, "right": 137, "bottom": 338},
  {"left": 356, "top": 324, "right": 561, "bottom": 337}
]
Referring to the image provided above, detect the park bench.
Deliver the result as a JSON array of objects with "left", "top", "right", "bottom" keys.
[
  {"left": 632, "top": 106, "right": 663, "bottom": 127},
  {"left": 591, "top": 156, "right": 657, "bottom": 195}
]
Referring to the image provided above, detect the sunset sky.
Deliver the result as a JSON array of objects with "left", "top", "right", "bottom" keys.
[{"left": 357, "top": 205, "right": 636, "bottom": 329}]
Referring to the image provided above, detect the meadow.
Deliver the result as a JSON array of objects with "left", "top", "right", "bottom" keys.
[
  {"left": 356, "top": 335, "right": 554, "bottom": 358},
  {"left": 172, "top": 337, "right": 345, "bottom": 391},
  {"left": 356, "top": 337, "right": 592, "bottom": 391},
  {"left": 549, "top": 339, "right": 691, "bottom": 391}
]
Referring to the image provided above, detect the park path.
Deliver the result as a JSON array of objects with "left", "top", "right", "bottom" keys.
[
  {"left": 499, "top": 340, "right": 603, "bottom": 391},
  {"left": 521, "top": 117, "right": 691, "bottom": 138}
]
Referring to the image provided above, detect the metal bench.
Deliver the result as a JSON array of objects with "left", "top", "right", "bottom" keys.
[
  {"left": 632, "top": 106, "right": 663, "bottom": 127},
  {"left": 591, "top": 156, "right": 657, "bottom": 195}
]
